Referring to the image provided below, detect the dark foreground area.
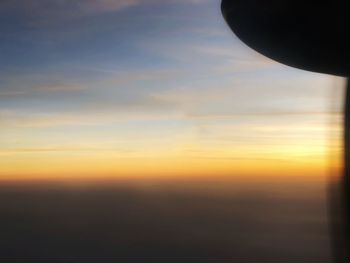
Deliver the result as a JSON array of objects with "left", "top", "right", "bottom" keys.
[{"left": 0, "top": 178, "right": 331, "bottom": 263}]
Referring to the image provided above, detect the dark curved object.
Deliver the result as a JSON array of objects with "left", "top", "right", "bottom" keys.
[
  {"left": 221, "top": 0, "right": 350, "bottom": 77},
  {"left": 221, "top": 1, "right": 350, "bottom": 262}
]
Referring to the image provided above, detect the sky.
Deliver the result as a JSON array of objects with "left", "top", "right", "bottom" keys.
[{"left": 0, "top": 0, "right": 344, "bottom": 181}]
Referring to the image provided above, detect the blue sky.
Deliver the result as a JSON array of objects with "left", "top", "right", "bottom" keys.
[{"left": 0, "top": 0, "right": 343, "bottom": 179}]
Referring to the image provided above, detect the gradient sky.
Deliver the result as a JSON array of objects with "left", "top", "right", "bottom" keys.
[{"left": 0, "top": 0, "right": 344, "bottom": 181}]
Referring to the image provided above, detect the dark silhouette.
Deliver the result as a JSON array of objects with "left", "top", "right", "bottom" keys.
[
  {"left": 221, "top": 1, "right": 350, "bottom": 262},
  {"left": 0, "top": 180, "right": 330, "bottom": 263}
]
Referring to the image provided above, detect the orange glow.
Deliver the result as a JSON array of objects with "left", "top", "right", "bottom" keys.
[{"left": 0, "top": 141, "right": 336, "bottom": 182}]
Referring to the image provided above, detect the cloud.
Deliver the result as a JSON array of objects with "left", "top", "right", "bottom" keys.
[
  {"left": 0, "top": 91, "right": 27, "bottom": 97},
  {"left": 0, "top": 82, "right": 86, "bottom": 98},
  {"left": 142, "top": 36, "right": 278, "bottom": 75},
  {"left": 0, "top": 0, "right": 206, "bottom": 26},
  {"left": 0, "top": 109, "right": 184, "bottom": 128},
  {"left": 31, "top": 84, "right": 86, "bottom": 93},
  {"left": 1, "top": 0, "right": 139, "bottom": 18},
  {"left": 79, "top": 0, "right": 140, "bottom": 14},
  {"left": 0, "top": 67, "right": 186, "bottom": 115}
]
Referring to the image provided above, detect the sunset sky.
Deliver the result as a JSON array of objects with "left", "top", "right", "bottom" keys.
[{"left": 0, "top": 0, "right": 344, "bottom": 181}]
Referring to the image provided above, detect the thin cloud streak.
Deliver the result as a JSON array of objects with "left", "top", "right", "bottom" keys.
[
  {"left": 0, "top": 0, "right": 207, "bottom": 26},
  {"left": 0, "top": 108, "right": 339, "bottom": 129}
]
